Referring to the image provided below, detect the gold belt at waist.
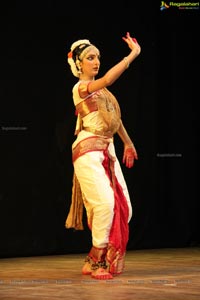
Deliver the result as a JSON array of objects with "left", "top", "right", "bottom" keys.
[
  {"left": 72, "top": 135, "right": 112, "bottom": 163},
  {"left": 83, "top": 127, "right": 113, "bottom": 138}
]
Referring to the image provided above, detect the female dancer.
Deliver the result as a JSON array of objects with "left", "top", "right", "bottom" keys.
[{"left": 66, "top": 32, "right": 141, "bottom": 279}]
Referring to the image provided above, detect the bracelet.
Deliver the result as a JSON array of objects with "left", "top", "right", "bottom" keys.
[{"left": 123, "top": 57, "right": 129, "bottom": 69}]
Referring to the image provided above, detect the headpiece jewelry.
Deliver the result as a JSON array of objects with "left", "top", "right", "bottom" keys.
[{"left": 67, "top": 39, "right": 99, "bottom": 78}]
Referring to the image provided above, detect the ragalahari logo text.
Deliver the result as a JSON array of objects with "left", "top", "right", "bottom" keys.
[{"left": 160, "top": 1, "right": 199, "bottom": 10}]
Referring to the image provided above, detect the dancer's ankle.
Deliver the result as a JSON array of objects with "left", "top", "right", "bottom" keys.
[{"left": 91, "top": 261, "right": 113, "bottom": 280}]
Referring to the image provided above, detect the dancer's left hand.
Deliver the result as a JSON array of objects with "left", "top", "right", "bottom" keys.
[{"left": 123, "top": 144, "right": 138, "bottom": 168}]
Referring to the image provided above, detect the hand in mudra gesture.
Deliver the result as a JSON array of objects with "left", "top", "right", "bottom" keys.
[{"left": 122, "top": 31, "right": 141, "bottom": 55}]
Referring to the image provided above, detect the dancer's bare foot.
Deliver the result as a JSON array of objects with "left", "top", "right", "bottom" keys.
[
  {"left": 91, "top": 267, "right": 113, "bottom": 280},
  {"left": 82, "top": 261, "right": 92, "bottom": 275},
  {"left": 82, "top": 256, "right": 92, "bottom": 275}
]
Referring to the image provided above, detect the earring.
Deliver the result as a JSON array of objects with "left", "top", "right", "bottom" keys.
[{"left": 76, "top": 59, "right": 82, "bottom": 73}]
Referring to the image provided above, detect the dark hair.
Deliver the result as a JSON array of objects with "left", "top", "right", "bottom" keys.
[{"left": 72, "top": 44, "right": 91, "bottom": 61}]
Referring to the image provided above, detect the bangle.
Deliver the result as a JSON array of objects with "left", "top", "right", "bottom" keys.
[{"left": 123, "top": 57, "right": 129, "bottom": 69}]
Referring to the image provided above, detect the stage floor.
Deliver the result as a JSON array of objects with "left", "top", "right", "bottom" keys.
[{"left": 0, "top": 247, "right": 199, "bottom": 300}]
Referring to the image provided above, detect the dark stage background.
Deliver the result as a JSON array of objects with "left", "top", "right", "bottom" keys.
[{"left": 0, "top": 2, "right": 199, "bottom": 258}]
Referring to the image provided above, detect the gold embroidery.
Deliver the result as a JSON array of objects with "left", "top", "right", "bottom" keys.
[
  {"left": 76, "top": 97, "right": 98, "bottom": 117},
  {"left": 72, "top": 136, "right": 111, "bottom": 162},
  {"left": 75, "top": 88, "right": 121, "bottom": 137}
]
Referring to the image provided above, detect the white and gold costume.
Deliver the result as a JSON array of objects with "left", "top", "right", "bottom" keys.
[{"left": 66, "top": 81, "right": 132, "bottom": 274}]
